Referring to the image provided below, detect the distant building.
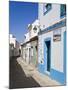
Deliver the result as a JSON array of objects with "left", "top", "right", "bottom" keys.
[
  {"left": 10, "top": 34, "right": 16, "bottom": 48},
  {"left": 21, "top": 32, "right": 30, "bottom": 64},
  {"left": 9, "top": 34, "right": 20, "bottom": 57},
  {"left": 27, "top": 20, "right": 40, "bottom": 67},
  {"left": 21, "top": 19, "right": 40, "bottom": 67},
  {"left": 38, "top": 3, "right": 66, "bottom": 84}
]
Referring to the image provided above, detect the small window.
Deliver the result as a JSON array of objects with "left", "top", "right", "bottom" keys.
[
  {"left": 33, "top": 26, "right": 37, "bottom": 33},
  {"left": 24, "top": 36, "right": 26, "bottom": 39},
  {"left": 31, "top": 46, "right": 33, "bottom": 56},
  {"left": 46, "top": 4, "right": 51, "bottom": 11},
  {"left": 10, "top": 43, "right": 14, "bottom": 49},
  {"left": 60, "top": 4, "right": 66, "bottom": 17},
  {"left": 43, "top": 3, "right": 52, "bottom": 15},
  {"left": 35, "top": 46, "right": 37, "bottom": 50}
]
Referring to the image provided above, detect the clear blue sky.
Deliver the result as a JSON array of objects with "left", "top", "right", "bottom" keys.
[{"left": 9, "top": 1, "right": 38, "bottom": 42}]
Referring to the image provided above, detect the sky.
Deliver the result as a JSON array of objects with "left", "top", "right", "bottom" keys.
[{"left": 9, "top": 1, "right": 38, "bottom": 43}]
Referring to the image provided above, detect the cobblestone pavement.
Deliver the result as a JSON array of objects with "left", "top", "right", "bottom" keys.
[{"left": 9, "top": 56, "right": 40, "bottom": 89}]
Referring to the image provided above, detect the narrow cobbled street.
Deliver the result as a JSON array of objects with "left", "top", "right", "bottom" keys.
[{"left": 9, "top": 56, "right": 40, "bottom": 89}]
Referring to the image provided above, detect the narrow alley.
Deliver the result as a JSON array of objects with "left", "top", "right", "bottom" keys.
[{"left": 9, "top": 56, "right": 40, "bottom": 89}]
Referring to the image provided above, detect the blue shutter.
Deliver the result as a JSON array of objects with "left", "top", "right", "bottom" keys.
[{"left": 60, "top": 4, "right": 66, "bottom": 17}]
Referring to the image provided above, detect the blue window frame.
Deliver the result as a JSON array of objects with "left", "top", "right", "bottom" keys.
[
  {"left": 60, "top": 4, "right": 66, "bottom": 17},
  {"left": 43, "top": 4, "right": 52, "bottom": 15}
]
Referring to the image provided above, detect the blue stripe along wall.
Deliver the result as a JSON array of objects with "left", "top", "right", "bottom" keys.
[
  {"left": 38, "top": 20, "right": 66, "bottom": 85},
  {"left": 49, "top": 31, "right": 66, "bottom": 85},
  {"left": 38, "top": 38, "right": 51, "bottom": 75},
  {"left": 38, "top": 19, "right": 66, "bottom": 35},
  {"left": 50, "top": 69, "right": 65, "bottom": 84}
]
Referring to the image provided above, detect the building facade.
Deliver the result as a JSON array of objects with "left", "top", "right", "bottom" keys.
[
  {"left": 9, "top": 34, "right": 20, "bottom": 57},
  {"left": 38, "top": 3, "right": 66, "bottom": 84},
  {"left": 21, "top": 20, "right": 40, "bottom": 67},
  {"left": 21, "top": 32, "right": 30, "bottom": 64},
  {"left": 28, "top": 20, "right": 39, "bottom": 67}
]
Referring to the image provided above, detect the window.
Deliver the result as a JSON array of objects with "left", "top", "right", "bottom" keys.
[
  {"left": 10, "top": 43, "right": 14, "bottom": 49},
  {"left": 31, "top": 46, "right": 33, "bottom": 56},
  {"left": 60, "top": 4, "right": 66, "bottom": 17},
  {"left": 43, "top": 4, "right": 52, "bottom": 15},
  {"left": 33, "top": 26, "right": 37, "bottom": 33},
  {"left": 35, "top": 46, "right": 37, "bottom": 50}
]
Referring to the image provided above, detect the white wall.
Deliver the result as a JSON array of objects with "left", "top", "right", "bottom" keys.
[
  {"left": 22, "top": 43, "right": 30, "bottom": 64},
  {"left": 38, "top": 26, "right": 66, "bottom": 73},
  {"left": 10, "top": 34, "right": 20, "bottom": 56},
  {"left": 10, "top": 37, "right": 16, "bottom": 47},
  {"left": 28, "top": 20, "right": 40, "bottom": 39},
  {"left": 22, "top": 46, "right": 26, "bottom": 60},
  {"left": 10, "top": 36, "right": 20, "bottom": 49},
  {"left": 31, "top": 20, "right": 39, "bottom": 38},
  {"left": 25, "top": 43, "right": 30, "bottom": 64},
  {"left": 24, "top": 32, "right": 29, "bottom": 43},
  {"left": 38, "top": 3, "right": 60, "bottom": 30},
  {"left": 38, "top": 31, "right": 53, "bottom": 65}
]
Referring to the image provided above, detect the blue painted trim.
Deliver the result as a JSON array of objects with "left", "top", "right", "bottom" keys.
[
  {"left": 63, "top": 31, "right": 66, "bottom": 84},
  {"left": 50, "top": 69, "right": 65, "bottom": 84},
  {"left": 60, "top": 4, "right": 66, "bottom": 18},
  {"left": 43, "top": 4, "right": 52, "bottom": 15},
  {"left": 45, "top": 32, "right": 66, "bottom": 84},
  {"left": 44, "top": 38, "right": 51, "bottom": 74},
  {"left": 44, "top": 8, "right": 51, "bottom": 15},
  {"left": 60, "top": 14, "right": 66, "bottom": 19},
  {"left": 43, "top": 5, "right": 52, "bottom": 15},
  {"left": 44, "top": 38, "right": 51, "bottom": 42},
  {"left": 38, "top": 32, "right": 66, "bottom": 84},
  {"left": 38, "top": 37, "right": 51, "bottom": 74},
  {"left": 38, "top": 63, "right": 45, "bottom": 74},
  {"left": 38, "top": 19, "right": 66, "bottom": 35}
]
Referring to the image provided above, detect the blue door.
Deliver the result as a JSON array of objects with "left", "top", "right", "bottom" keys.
[
  {"left": 44, "top": 42, "right": 47, "bottom": 71},
  {"left": 44, "top": 38, "right": 51, "bottom": 73}
]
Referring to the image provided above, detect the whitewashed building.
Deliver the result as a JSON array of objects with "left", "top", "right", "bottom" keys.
[
  {"left": 21, "top": 20, "right": 40, "bottom": 66},
  {"left": 28, "top": 20, "right": 40, "bottom": 39},
  {"left": 38, "top": 3, "right": 66, "bottom": 84},
  {"left": 21, "top": 32, "right": 30, "bottom": 64},
  {"left": 10, "top": 34, "right": 16, "bottom": 48},
  {"left": 9, "top": 34, "right": 20, "bottom": 57},
  {"left": 28, "top": 19, "right": 40, "bottom": 67}
]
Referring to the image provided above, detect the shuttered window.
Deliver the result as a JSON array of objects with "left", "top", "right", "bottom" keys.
[{"left": 60, "top": 4, "right": 66, "bottom": 17}]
